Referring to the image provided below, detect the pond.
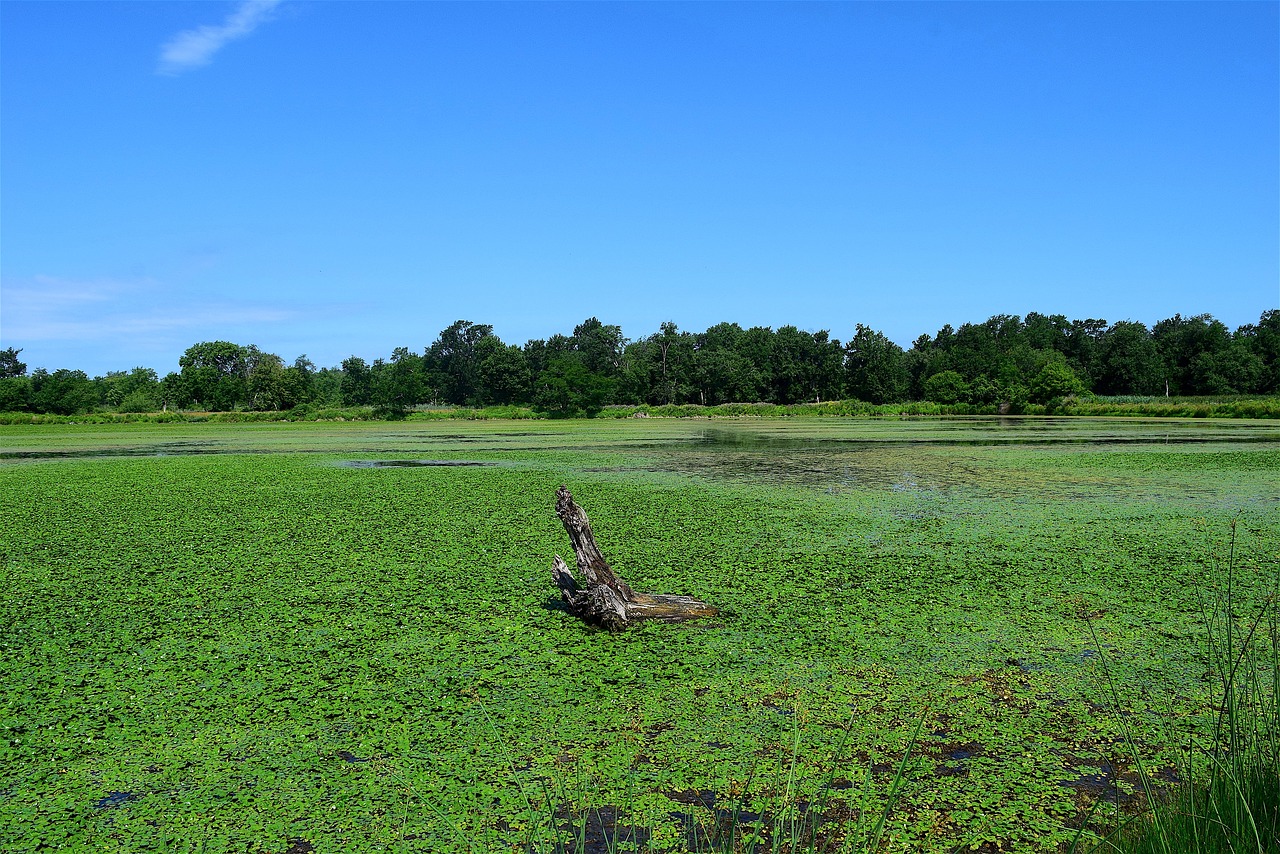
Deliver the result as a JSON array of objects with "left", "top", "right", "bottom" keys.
[{"left": 1, "top": 416, "right": 1276, "bottom": 851}]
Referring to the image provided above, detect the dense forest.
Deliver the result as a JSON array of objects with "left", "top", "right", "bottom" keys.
[{"left": 1, "top": 310, "right": 1277, "bottom": 417}]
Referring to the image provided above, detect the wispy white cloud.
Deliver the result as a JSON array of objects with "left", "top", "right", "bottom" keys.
[
  {"left": 157, "top": 0, "right": 282, "bottom": 76},
  {"left": 3, "top": 275, "right": 133, "bottom": 317},
  {"left": 1, "top": 275, "right": 295, "bottom": 342}
]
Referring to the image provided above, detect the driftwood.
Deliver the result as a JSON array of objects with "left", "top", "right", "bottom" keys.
[{"left": 551, "top": 485, "right": 717, "bottom": 631}]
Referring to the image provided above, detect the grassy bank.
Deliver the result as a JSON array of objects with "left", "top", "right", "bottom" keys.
[{"left": 2, "top": 394, "right": 1278, "bottom": 426}]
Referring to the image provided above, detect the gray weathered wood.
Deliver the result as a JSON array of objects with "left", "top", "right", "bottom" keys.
[{"left": 551, "top": 485, "right": 718, "bottom": 631}]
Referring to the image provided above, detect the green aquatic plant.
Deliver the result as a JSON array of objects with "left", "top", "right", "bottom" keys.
[
  {"left": 1, "top": 418, "right": 1276, "bottom": 850},
  {"left": 516, "top": 703, "right": 927, "bottom": 854},
  {"left": 1076, "top": 520, "right": 1279, "bottom": 854}
]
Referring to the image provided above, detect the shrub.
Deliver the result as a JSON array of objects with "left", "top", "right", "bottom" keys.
[{"left": 923, "top": 371, "right": 972, "bottom": 405}]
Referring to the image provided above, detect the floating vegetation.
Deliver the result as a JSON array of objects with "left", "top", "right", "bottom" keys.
[{"left": 0, "top": 418, "right": 1275, "bottom": 850}]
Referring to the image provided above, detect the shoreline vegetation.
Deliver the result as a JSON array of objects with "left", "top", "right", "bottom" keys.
[
  {"left": 2, "top": 310, "right": 1278, "bottom": 421},
  {"left": 2, "top": 394, "right": 1279, "bottom": 425}
]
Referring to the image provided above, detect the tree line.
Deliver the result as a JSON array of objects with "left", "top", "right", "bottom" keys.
[{"left": 1, "top": 310, "right": 1276, "bottom": 417}]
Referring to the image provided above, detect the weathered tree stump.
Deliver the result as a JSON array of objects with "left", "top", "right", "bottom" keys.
[{"left": 551, "top": 485, "right": 718, "bottom": 631}]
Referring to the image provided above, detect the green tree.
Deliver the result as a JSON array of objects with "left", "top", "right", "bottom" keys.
[
  {"left": 97, "top": 367, "right": 159, "bottom": 409},
  {"left": 1029, "top": 357, "right": 1085, "bottom": 403},
  {"left": 157, "top": 372, "right": 184, "bottom": 410},
  {"left": 943, "top": 321, "right": 1002, "bottom": 381},
  {"left": 1233, "top": 310, "right": 1280, "bottom": 393},
  {"left": 281, "top": 356, "right": 316, "bottom": 407},
  {"left": 0, "top": 347, "right": 30, "bottom": 410},
  {"left": 1022, "top": 312, "right": 1071, "bottom": 353},
  {"left": 477, "top": 337, "right": 530, "bottom": 405},
  {"left": 649, "top": 322, "right": 695, "bottom": 405},
  {"left": 1190, "top": 344, "right": 1265, "bottom": 395},
  {"left": 768, "top": 326, "right": 843, "bottom": 404},
  {"left": 30, "top": 368, "right": 100, "bottom": 414},
  {"left": 923, "top": 370, "right": 971, "bottom": 404},
  {"left": 735, "top": 326, "right": 777, "bottom": 400},
  {"left": 340, "top": 356, "right": 374, "bottom": 406},
  {"left": 843, "top": 324, "right": 908, "bottom": 404},
  {"left": 1097, "top": 321, "right": 1163, "bottom": 395},
  {"left": 311, "top": 366, "right": 345, "bottom": 407},
  {"left": 615, "top": 338, "right": 655, "bottom": 404},
  {"left": 570, "top": 317, "right": 625, "bottom": 378},
  {"left": 904, "top": 334, "right": 938, "bottom": 400},
  {"left": 372, "top": 347, "right": 424, "bottom": 414},
  {"left": 968, "top": 374, "right": 1001, "bottom": 405},
  {"left": 1065, "top": 318, "right": 1107, "bottom": 389},
  {"left": 117, "top": 389, "right": 158, "bottom": 413},
  {"left": 810, "top": 330, "right": 845, "bottom": 402},
  {"left": 1153, "top": 313, "right": 1231, "bottom": 394},
  {"left": 0, "top": 376, "right": 31, "bottom": 412},
  {"left": 427, "top": 320, "right": 494, "bottom": 405},
  {"left": 693, "top": 346, "right": 759, "bottom": 405},
  {"left": 246, "top": 350, "right": 290, "bottom": 410},
  {"left": 532, "top": 357, "right": 611, "bottom": 417},
  {"left": 0, "top": 347, "right": 27, "bottom": 379},
  {"left": 694, "top": 323, "right": 766, "bottom": 404},
  {"left": 179, "top": 341, "right": 249, "bottom": 410}
]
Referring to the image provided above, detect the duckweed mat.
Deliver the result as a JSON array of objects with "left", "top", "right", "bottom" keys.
[{"left": 2, "top": 418, "right": 1276, "bottom": 852}]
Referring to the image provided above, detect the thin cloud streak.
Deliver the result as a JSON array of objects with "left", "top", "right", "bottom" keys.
[
  {"left": 2, "top": 275, "right": 296, "bottom": 341},
  {"left": 10, "top": 308, "right": 297, "bottom": 342},
  {"left": 157, "top": 0, "right": 281, "bottom": 76}
]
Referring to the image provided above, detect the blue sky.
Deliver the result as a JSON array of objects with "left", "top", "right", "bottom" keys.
[{"left": 2, "top": 1, "right": 1276, "bottom": 377}]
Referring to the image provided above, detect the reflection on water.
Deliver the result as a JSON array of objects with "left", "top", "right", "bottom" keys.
[
  {"left": 0, "top": 442, "right": 222, "bottom": 460},
  {"left": 335, "top": 460, "right": 492, "bottom": 468},
  {"left": 638, "top": 419, "right": 1280, "bottom": 503},
  {"left": 695, "top": 420, "right": 1280, "bottom": 447},
  {"left": 3, "top": 418, "right": 1275, "bottom": 507}
]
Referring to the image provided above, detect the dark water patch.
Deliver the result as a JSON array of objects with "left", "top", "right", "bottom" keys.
[
  {"left": 2, "top": 443, "right": 222, "bottom": 460},
  {"left": 666, "top": 789, "right": 852, "bottom": 851},
  {"left": 655, "top": 449, "right": 937, "bottom": 492},
  {"left": 336, "top": 459, "right": 492, "bottom": 468},
  {"left": 3, "top": 448, "right": 502, "bottom": 465},
  {"left": 543, "top": 804, "right": 652, "bottom": 854},
  {"left": 285, "top": 839, "right": 315, "bottom": 854},
  {"left": 924, "top": 741, "right": 986, "bottom": 778},
  {"left": 93, "top": 791, "right": 139, "bottom": 809},
  {"left": 1056, "top": 758, "right": 1154, "bottom": 812},
  {"left": 1067, "top": 647, "right": 1116, "bottom": 664},
  {"left": 667, "top": 789, "right": 758, "bottom": 852},
  {"left": 760, "top": 698, "right": 795, "bottom": 715},
  {"left": 645, "top": 722, "right": 675, "bottom": 740},
  {"left": 645, "top": 436, "right": 1266, "bottom": 494},
  {"left": 667, "top": 789, "right": 718, "bottom": 810},
  {"left": 333, "top": 750, "right": 372, "bottom": 763},
  {"left": 933, "top": 741, "right": 985, "bottom": 762}
]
